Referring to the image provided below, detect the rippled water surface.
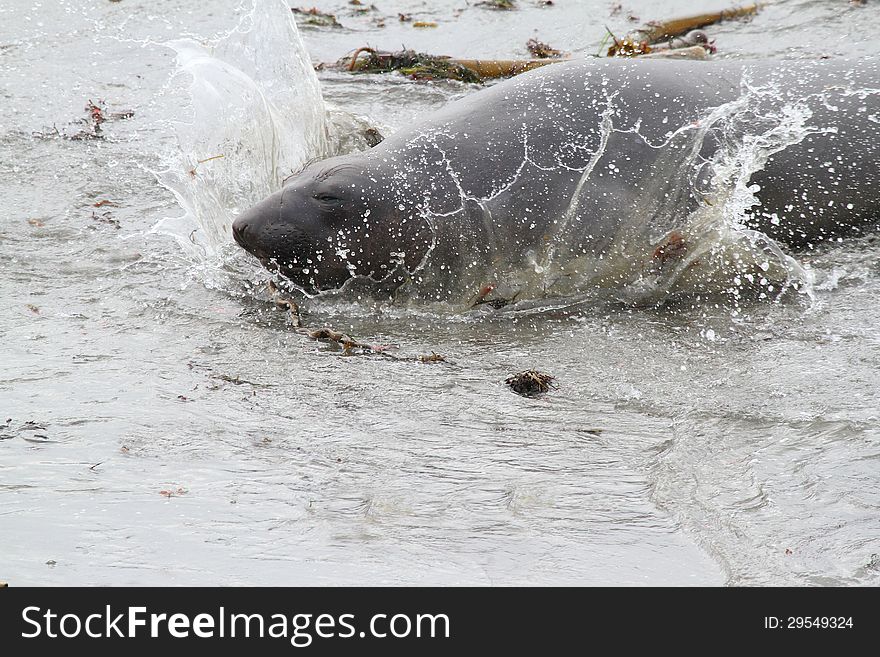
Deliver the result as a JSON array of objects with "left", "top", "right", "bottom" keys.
[{"left": 2, "top": 0, "right": 879, "bottom": 585}]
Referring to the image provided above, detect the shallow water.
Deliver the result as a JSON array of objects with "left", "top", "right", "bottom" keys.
[{"left": 1, "top": 0, "right": 879, "bottom": 586}]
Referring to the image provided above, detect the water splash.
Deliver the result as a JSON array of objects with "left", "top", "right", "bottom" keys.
[
  {"left": 152, "top": 0, "right": 327, "bottom": 261},
  {"left": 616, "top": 80, "right": 820, "bottom": 307},
  {"left": 521, "top": 78, "right": 822, "bottom": 309}
]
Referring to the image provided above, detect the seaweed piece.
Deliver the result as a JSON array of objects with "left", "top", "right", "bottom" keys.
[
  {"left": 91, "top": 210, "right": 121, "bottom": 229},
  {"left": 300, "top": 327, "right": 396, "bottom": 355},
  {"left": 450, "top": 58, "right": 555, "bottom": 79},
  {"left": 606, "top": 33, "right": 652, "bottom": 57},
  {"left": 652, "top": 230, "right": 687, "bottom": 265},
  {"left": 292, "top": 7, "right": 342, "bottom": 28},
  {"left": 261, "top": 284, "right": 450, "bottom": 362},
  {"left": 66, "top": 100, "right": 107, "bottom": 140},
  {"left": 187, "top": 154, "right": 225, "bottom": 178},
  {"left": 505, "top": 371, "right": 556, "bottom": 397},
  {"left": 345, "top": 48, "right": 483, "bottom": 83},
  {"left": 477, "top": 0, "right": 517, "bottom": 9},
  {"left": 267, "top": 280, "right": 302, "bottom": 327},
  {"left": 608, "top": 3, "right": 760, "bottom": 56},
  {"left": 635, "top": 3, "right": 760, "bottom": 43},
  {"left": 363, "top": 127, "right": 384, "bottom": 147},
  {"left": 526, "top": 38, "right": 565, "bottom": 59},
  {"left": 339, "top": 46, "right": 561, "bottom": 82},
  {"left": 470, "top": 283, "right": 520, "bottom": 309},
  {"left": 607, "top": 28, "right": 716, "bottom": 58}
]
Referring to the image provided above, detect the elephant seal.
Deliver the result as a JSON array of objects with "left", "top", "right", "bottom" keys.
[{"left": 232, "top": 58, "right": 880, "bottom": 304}]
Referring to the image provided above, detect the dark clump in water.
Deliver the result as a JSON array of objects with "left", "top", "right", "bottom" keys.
[{"left": 505, "top": 370, "right": 556, "bottom": 397}]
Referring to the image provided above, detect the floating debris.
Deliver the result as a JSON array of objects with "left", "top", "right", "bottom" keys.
[
  {"left": 259, "top": 282, "right": 454, "bottom": 362},
  {"left": 268, "top": 280, "right": 302, "bottom": 327},
  {"left": 526, "top": 38, "right": 565, "bottom": 59},
  {"left": 443, "top": 58, "right": 554, "bottom": 80},
  {"left": 57, "top": 99, "right": 135, "bottom": 140},
  {"left": 344, "top": 48, "right": 483, "bottom": 83},
  {"left": 607, "top": 3, "right": 758, "bottom": 56},
  {"left": 341, "top": 47, "right": 557, "bottom": 82},
  {"left": 187, "top": 154, "right": 225, "bottom": 178},
  {"left": 211, "top": 373, "right": 265, "bottom": 387},
  {"left": 300, "top": 327, "right": 395, "bottom": 355},
  {"left": 506, "top": 370, "right": 556, "bottom": 397},
  {"left": 363, "top": 127, "right": 384, "bottom": 147},
  {"left": 159, "top": 487, "right": 188, "bottom": 498},
  {"left": 471, "top": 283, "right": 497, "bottom": 306},
  {"left": 292, "top": 7, "right": 342, "bottom": 28},
  {"left": 477, "top": 0, "right": 517, "bottom": 9},
  {"left": 634, "top": 3, "right": 760, "bottom": 43},
  {"left": 91, "top": 210, "right": 121, "bottom": 229},
  {"left": 108, "top": 109, "right": 135, "bottom": 120},
  {"left": 605, "top": 33, "right": 652, "bottom": 57},
  {"left": 31, "top": 125, "right": 61, "bottom": 140},
  {"left": 87, "top": 100, "right": 105, "bottom": 128},
  {"left": 652, "top": 230, "right": 688, "bottom": 266},
  {"left": 66, "top": 100, "right": 105, "bottom": 140},
  {"left": 347, "top": 0, "right": 376, "bottom": 12},
  {"left": 470, "top": 283, "right": 520, "bottom": 309},
  {"left": 606, "top": 29, "right": 715, "bottom": 58}
]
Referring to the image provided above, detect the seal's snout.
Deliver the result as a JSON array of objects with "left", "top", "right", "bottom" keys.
[
  {"left": 232, "top": 193, "right": 281, "bottom": 257},
  {"left": 231, "top": 216, "right": 250, "bottom": 249}
]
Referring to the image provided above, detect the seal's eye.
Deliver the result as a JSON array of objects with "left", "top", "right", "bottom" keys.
[{"left": 315, "top": 194, "right": 342, "bottom": 204}]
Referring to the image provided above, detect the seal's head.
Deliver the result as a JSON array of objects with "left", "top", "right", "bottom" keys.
[{"left": 232, "top": 155, "right": 431, "bottom": 294}]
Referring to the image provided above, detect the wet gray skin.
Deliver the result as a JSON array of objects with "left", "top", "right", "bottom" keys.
[{"left": 232, "top": 58, "right": 880, "bottom": 299}]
